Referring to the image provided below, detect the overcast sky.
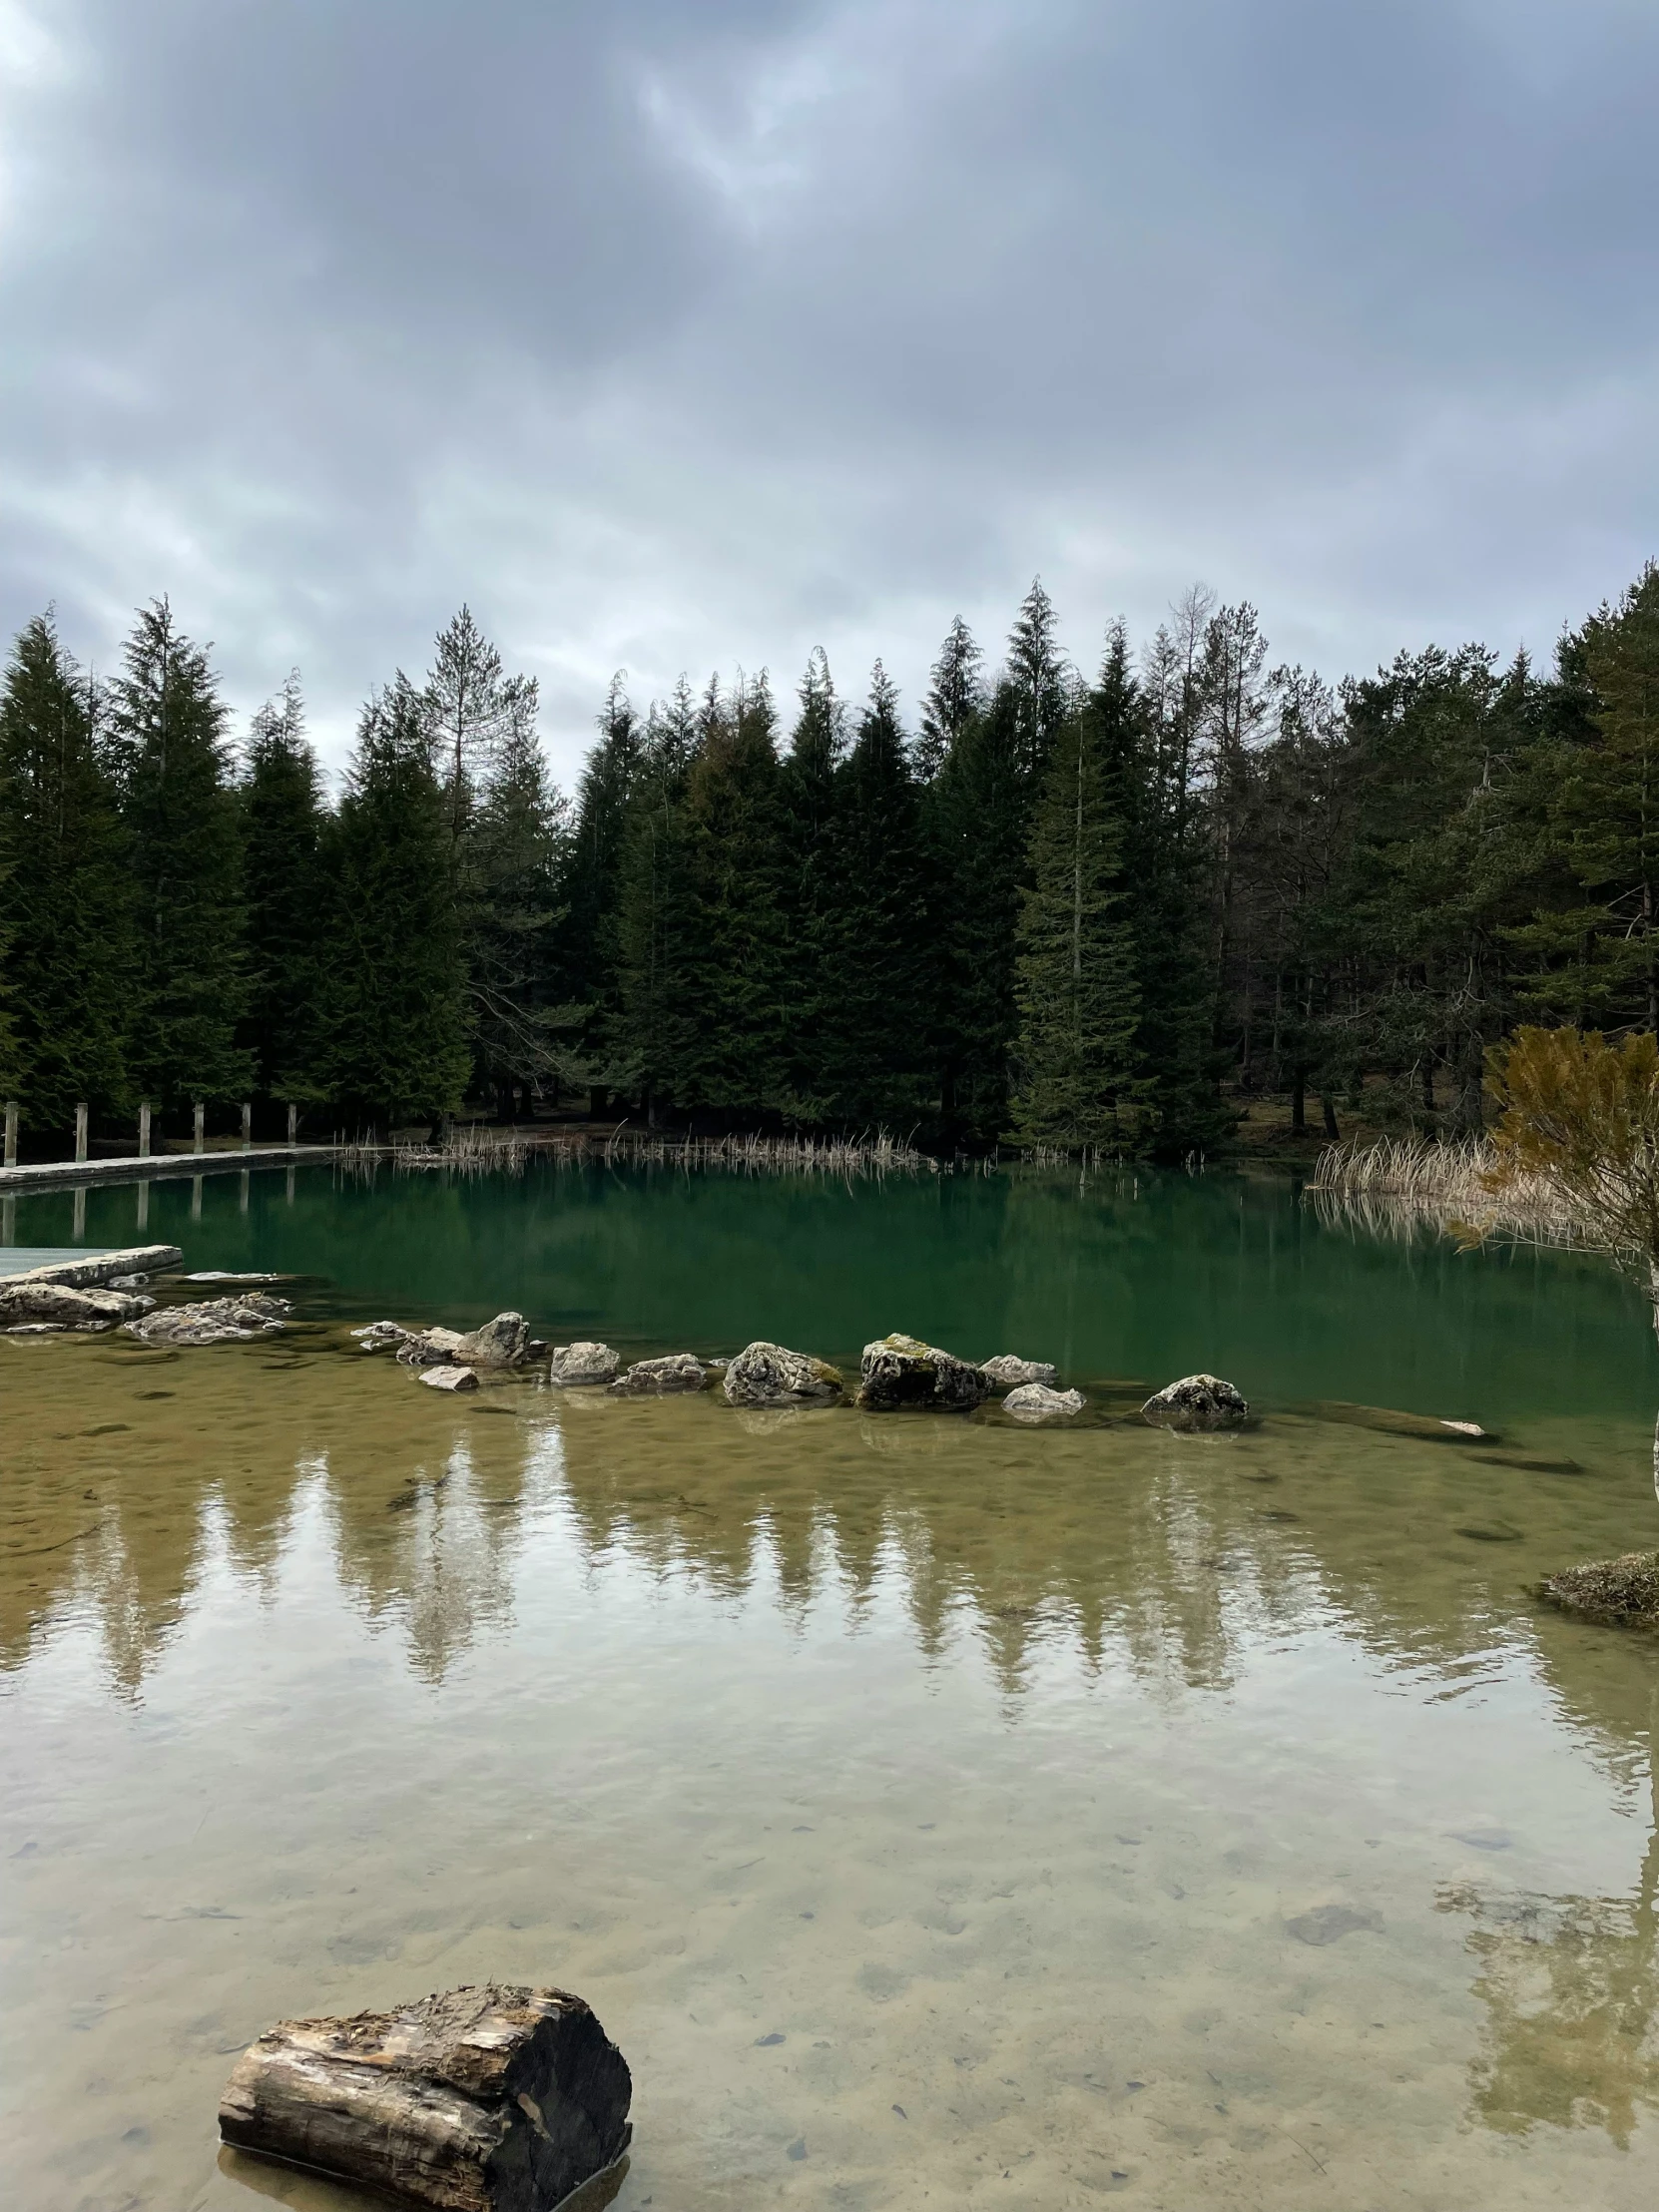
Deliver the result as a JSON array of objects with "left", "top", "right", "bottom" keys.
[{"left": 2, "top": 0, "right": 1655, "bottom": 783}]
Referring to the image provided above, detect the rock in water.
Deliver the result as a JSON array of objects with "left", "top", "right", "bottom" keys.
[
  {"left": 421, "top": 1366, "right": 480, "bottom": 1392},
  {"left": 219, "top": 1982, "right": 632, "bottom": 2212},
  {"left": 1003, "top": 1382, "right": 1085, "bottom": 1420},
  {"left": 1141, "top": 1374, "right": 1249, "bottom": 1431},
  {"left": 723, "top": 1342, "right": 843, "bottom": 1408},
  {"left": 0, "top": 1281, "right": 153, "bottom": 1328},
  {"left": 352, "top": 1320, "right": 411, "bottom": 1352},
  {"left": 981, "top": 1355, "right": 1058, "bottom": 1388},
  {"left": 454, "top": 1313, "right": 531, "bottom": 1367},
  {"left": 548, "top": 1342, "right": 621, "bottom": 1387},
  {"left": 855, "top": 1334, "right": 990, "bottom": 1412},
  {"left": 609, "top": 1354, "right": 708, "bottom": 1394},
  {"left": 124, "top": 1294, "right": 289, "bottom": 1346},
  {"left": 398, "top": 1314, "right": 531, "bottom": 1369},
  {"left": 6, "top": 1243, "right": 182, "bottom": 1289}
]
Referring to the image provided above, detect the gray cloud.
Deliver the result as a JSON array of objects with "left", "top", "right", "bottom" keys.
[{"left": 2, "top": 0, "right": 1655, "bottom": 782}]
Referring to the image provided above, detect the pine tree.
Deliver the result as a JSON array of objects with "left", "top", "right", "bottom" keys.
[
  {"left": 423, "top": 605, "right": 532, "bottom": 848},
  {"left": 559, "top": 673, "right": 640, "bottom": 1019},
  {"left": 241, "top": 674, "right": 324, "bottom": 1103},
  {"left": 821, "top": 663, "right": 929, "bottom": 1125},
  {"left": 1010, "top": 684, "right": 1143, "bottom": 1148},
  {"left": 113, "top": 600, "right": 251, "bottom": 1112},
  {"left": 310, "top": 677, "right": 470, "bottom": 1128},
  {"left": 0, "top": 614, "right": 131, "bottom": 1130}
]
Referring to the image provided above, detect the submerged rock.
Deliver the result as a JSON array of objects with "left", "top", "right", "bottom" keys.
[
  {"left": 1141, "top": 1373, "right": 1249, "bottom": 1431},
  {"left": 609, "top": 1354, "right": 708, "bottom": 1394},
  {"left": 547, "top": 1341, "right": 622, "bottom": 1387},
  {"left": 7, "top": 1243, "right": 182, "bottom": 1289},
  {"left": 855, "top": 1334, "right": 990, "bottom": 1412},
  {"left": 420, "top": 1366, "right": 479, "bottom": 1392},
  {"left": 1537, "top": 1551, "right": 1659, "bottom": 1632},
  {"left": 981, "top": 1355, "right": 1058, "bottom": 1388},
  {"left": 1003, "top": 1382, "right": 1085, "bottom": 1420},
  {"left": 397, "top": 1327, "right": 467, "bottom": 1366},
  {"left": 352, "top": 1320, "right": 410, "bottom": 1352},
  {"left": 723, "top": 1341, "right": 843, "bottom": 1408},
  {"left": 125, "top": 1294, "right": 289, "bottom": 1346},
  {"left": 0, "top": 1280, "right": 154, "bottom": 1328}
]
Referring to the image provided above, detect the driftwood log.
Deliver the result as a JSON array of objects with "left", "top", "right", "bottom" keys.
[{"left": 220, "top": 1983, "right": 632, "bottom": 2211}]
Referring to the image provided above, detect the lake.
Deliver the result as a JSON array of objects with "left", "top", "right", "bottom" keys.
[{"left": 5, "top": 1158, "right": 1659, "bottom": 2209}]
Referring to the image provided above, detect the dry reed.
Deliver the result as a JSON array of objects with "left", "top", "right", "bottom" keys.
[
  {"left": 1308, "top": 1134, "right": 1588, "bottom": 1247},
  {"left": 602, "top": 1128, "right": 933, "bottom": 1179}
]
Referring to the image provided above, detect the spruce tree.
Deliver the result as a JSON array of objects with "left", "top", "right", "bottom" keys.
[
  {"left": 612, "top": 687, "right": 698, "bottom": 1116},
  {"left": 1006, "top": 578, "right": 1071, "bottom": 781},
  {"left": 241, "top": 675, "right": 324, "bottom": 1104},
  {"left": 310, "top": 677, "right": 470, "bottom": 1129},
  {"left": 559, "top": 673, "right": 640, "bottom": 1017},
  {"left": 821, "top": 664, "right": 929, "bottom": 1124},
  {"left": 113, "top": 600, "right": 251, "bottom": 1111},
  {"left": 915, "top": 616, "right": 984, "bottom": 783},
  {"left": 674, "top": 672, "right": 789, "bottom": 1113},
  {"left": 0, "top": 615, "right": 131, "bottom": 1130},
  {"left": 1010, "top": 669, "right": 1144, "bottom": 1149},
  {"left": 468, "top": 692, "right": 571, "bottom": 1113},
  {"left": 778, "top": 649, "right": 845, "bottom": 1111},
  {"left": 927, "top": 678, "right": 1026, "bottom": 1142}
]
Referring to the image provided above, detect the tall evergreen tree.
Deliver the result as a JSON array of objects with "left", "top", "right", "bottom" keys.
[
  {"left": 310, "top": 677, "right": 469, "bottom": 1128},
  {"left": 1011, "top": 666, "right": 1144, "bottom": 1148},
  {"left": 915, "top": 616, "right": 984, "bottom": 783},
  {"left": 612, "top": 686, "right": 698, "bottom": 1116},
  {"left": 468, "top": 694, "right": 571, "bottom": 1113},
  {"left": 821, "top": 663, "right": 929, "bottom": 1125},
  {"left": 113, "top": 600, "right": 251, "bottom": 1111},
  {"left": 778, "top": 649, "right": 846, "bottom": 1110},
  {"left": 560, "top": 673, "right": 640, "bottom": 1015},
  {"left": 1005, "top": 578, "right": 1072, "bottom": 780},
  {"left": 241, "top": 674, "right": 324, "bottom": 1103},
  {"left": 673, "top": 673, "right": 789, "bottom": 1112},
  {"left": 0, "top": 615, "right": 131, "bottom": 1129},
  {"left": 423, "top": 605, "right": 531, "bottom": 848},
  {"left": 928, "top": 678, "right": 1026, "bottom": 1141}
]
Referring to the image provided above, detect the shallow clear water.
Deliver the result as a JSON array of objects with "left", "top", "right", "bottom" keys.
[{"left": 4, "top": 1161, "right": 1659, "bottom": 2210}]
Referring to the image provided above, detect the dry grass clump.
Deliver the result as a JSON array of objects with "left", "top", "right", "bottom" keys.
[
  {"left": 1536, "top": 1551, "right": 1659, "bottom": 1631},
  {"left": 1308, "top": 1134, "right": 1588, "bottom": 1248},
  {"left": 604, "top": 1129, "right": 932, "bottom": 1179}
]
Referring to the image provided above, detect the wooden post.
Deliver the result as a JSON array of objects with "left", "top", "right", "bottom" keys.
[
  {"left": 194, "top": 1101, "right": 206, "bottom": 1155},
  {"left": 139, "top": 1101, "right": 152, "bottom": 1160},
  {"left": 242, "top": 1101, "right": 252, "bottom": 1150},
  {"left": 286, "top": 1101, "right": 297, "bottom": 1147},
  {"left": 3, "top": 1100, "right": 16, "bottom": 1170},
  {"left": 75, "top": 1102, "right": 89, "bottom": 1164}
]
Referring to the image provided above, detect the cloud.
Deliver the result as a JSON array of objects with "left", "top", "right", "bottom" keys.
[{"left": 1, "top": 0, "right": 1655, "bottom": 782}]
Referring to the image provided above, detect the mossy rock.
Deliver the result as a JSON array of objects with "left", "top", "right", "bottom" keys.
[{"left": 1535, "top": 1551, "right": 1659, "bottom": 1632}]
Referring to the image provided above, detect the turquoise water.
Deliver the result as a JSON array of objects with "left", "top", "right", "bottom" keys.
[{"left": 11, "top": 1158, "right": 1656, "bottom": 1425}]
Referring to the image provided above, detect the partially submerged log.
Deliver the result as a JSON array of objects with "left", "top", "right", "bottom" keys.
[
  {"left": 7, "top": 1243, "right": 182, "bottom": 1288},
  {"left": 220, "top": 1983, "right": 632, "bottom": 2211}
]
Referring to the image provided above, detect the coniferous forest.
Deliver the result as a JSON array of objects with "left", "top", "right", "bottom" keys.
[{"left": 1, "top": 565, "right": 1655, "bottom": 1157}]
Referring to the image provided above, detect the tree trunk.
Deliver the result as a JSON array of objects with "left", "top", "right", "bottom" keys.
[
  {"left": 220, "top": 1983, "right": 631, "bottom": 2212},
  {"left": 1321, "top": 1093, "right": 1340, "bottom": 1141}
]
